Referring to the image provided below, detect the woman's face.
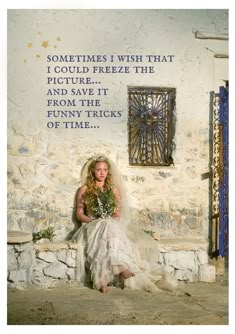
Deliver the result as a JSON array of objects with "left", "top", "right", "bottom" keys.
[{"left": 94, "top": 162, "right": 109, "bottom": 182}]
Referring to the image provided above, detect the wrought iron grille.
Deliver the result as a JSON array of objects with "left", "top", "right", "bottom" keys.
[
  {"left": 128, "top": 87, "right": 175, "bottom": 166},
  {"left": 211, "top": 92, "right": 220, "bottom": 255}
]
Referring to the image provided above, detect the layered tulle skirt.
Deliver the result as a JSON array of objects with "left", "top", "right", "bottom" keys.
[{"left": 72, "top": 218, "right": 175, "bottom": 292}]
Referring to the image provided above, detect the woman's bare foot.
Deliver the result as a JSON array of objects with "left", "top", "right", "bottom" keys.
[
  {"left": 100, "top": 286, "right": 110, "bottom": 294},
  {"left": 120, "top": 268, "right": 135, "bottom": 279}
]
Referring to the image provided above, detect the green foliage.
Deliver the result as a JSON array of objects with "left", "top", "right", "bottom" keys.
[
  {"left": 86, "top": 188, "right": 117, "bottom": 218},
  {"left": 32, "top": 226, "right": 56, "bottom": 243},
  {"left": 143, "top": 229, "right": 155, "bottom": 237}
]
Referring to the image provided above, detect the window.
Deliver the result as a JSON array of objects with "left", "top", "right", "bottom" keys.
[{"left": 128, "top": 86, "right": 176, "bottom": 166}]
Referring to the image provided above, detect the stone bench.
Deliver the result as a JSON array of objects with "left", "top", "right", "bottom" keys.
[
  {"left": 7, "top": 230, "right": 216, "bottom": 289},
  {"left": 157, "top": 238, "right": 215, "bottom": 282},
  {"left": 7, "top": 231, "right": 35, "bottom": 289}
]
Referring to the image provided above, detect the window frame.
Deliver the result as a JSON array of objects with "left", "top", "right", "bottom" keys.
[{"left": 128, "top": 86, "right": 176, "bottom": 166}]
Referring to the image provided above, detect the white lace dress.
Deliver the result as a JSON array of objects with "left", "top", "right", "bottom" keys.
[{"left": 72, "top": 214, "right": 166, "bottom": 292}]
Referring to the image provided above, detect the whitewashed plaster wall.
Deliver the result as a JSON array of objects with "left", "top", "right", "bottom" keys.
[{"left": 7, "top": 9, "right": 228, "bottom": 241}]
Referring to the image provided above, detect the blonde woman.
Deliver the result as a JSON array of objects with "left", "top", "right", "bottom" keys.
[{"left": 72, "top": 155, "right": 177, "bottom": 294}]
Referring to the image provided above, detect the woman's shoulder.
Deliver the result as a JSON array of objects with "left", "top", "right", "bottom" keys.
[
  {"left": 78, "top": 184, "right": 88, "bottom": 194},
  {"left": 112, "top": 185, "right": 120, "bottom": 195}
]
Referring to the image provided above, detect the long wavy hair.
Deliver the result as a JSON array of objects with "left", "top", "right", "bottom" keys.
[{"left": 86, "top": 156, "right": 113, "bottom": 193}]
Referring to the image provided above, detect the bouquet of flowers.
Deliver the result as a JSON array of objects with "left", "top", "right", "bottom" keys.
[{"left": 86, "top": 188, "right": 117, "bottom": 219}]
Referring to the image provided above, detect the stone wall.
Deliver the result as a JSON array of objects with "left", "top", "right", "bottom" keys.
[
  {"left": 7, "top": 231, "right": 216, "bottom": 289},
  {"left": 7, "top": 9, "right": 228, "bottom": 241},
  {"left": 7, "top": 231, "right": 35, "bottom": 289}
]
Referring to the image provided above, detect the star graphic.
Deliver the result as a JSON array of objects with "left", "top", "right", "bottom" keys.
[
  {"left": 27, "top": 42, "right": 33, "bottom": 48},
  {"left": 41, "top": 41, "right": 49, "bottom": 48}
]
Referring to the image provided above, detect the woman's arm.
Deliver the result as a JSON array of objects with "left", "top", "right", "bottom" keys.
[
  {"left": 113, "top": 187, "right": 121, "bottom": 219},
  {"left": 76, "top": 185, "right": 93, "bottom": 223}
]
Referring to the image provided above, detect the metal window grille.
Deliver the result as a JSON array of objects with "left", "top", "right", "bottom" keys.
[{"left": 128, "top": 87, "right": 176, "bottom": 166}]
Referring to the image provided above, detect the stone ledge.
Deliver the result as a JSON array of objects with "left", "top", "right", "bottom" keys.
[
  {"left": 34, "top": 238, "right": 208, "bottom": 252},
  {"left": 157, "top": 238, "right": 209, "bottom": 252},
  {"left": 35, "top": 241, "right": 77, "bottom": 252},
  {"left": 7, "top": 230, "right": 32, "bottom": 244}
]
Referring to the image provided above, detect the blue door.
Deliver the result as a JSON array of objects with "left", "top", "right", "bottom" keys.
[{"left": 218, "top": 86, "right": 229, "bottom": 257}]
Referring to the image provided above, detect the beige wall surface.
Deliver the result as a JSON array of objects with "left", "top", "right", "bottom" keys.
[{"left": 7, "top": 9, "right": 228, "bottom": 240}]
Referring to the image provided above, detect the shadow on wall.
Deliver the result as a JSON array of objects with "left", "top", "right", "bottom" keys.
[{"left": 65, "top": 187, "right": 82, "bottom": 240}]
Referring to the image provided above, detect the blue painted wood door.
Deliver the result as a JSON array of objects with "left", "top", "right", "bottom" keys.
[{"left": 218, "top": 86, "right": 229, "bottom": 257}]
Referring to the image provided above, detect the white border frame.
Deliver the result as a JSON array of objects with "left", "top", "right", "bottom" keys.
[{"left": 1, "top": 2, "right": 235, "bottom": 334}]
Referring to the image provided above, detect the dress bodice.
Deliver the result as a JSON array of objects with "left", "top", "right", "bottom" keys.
[{"left": 84, "top": 187, "right": 117, "bottom": 219}]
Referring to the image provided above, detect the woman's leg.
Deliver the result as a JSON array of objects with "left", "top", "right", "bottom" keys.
[
  {"left": 99, "top": 274, "right": 111, "bottom": 293},
  {"left": 120, "top": 268, "right": 135, "bottom": 279},
  {"left": 100, "top": 286, "right": 110, "bottom": 293}
]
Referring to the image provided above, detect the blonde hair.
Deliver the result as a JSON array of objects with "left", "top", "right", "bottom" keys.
[{"left": 86, "top": 156, "right": 113, "bottom": 193}]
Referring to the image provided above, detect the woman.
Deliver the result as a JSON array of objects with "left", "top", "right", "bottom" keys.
[{"left": 72, "top": 155, "right": 177, "bottom": 293}]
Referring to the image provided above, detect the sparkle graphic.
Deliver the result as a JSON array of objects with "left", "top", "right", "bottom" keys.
[
  {"left": 41, "top": 40, "right": 49, "bottom": 48},
  {"left": 24, "top": 33, "right": 62, "bottom": 63}
]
